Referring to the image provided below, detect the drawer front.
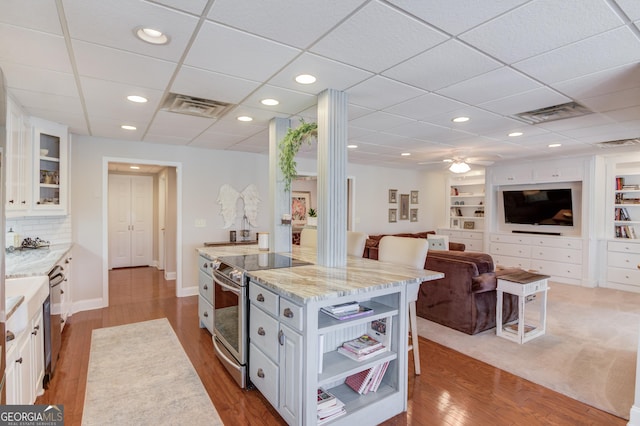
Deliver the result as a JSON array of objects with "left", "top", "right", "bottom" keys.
[
  {"left": 463, "top": 239, "right": 483, "bottom": 252},
  {"left": 280, "top": 299, "right": 303, "bottom": 332},
  {"left": 492, "top": 255, "right": 531, "bottom": 270},
  {"left": 530, "top": 246, "right": 582, "bottom": 265},
  {"left": 250, "top": 306, "right": 279, "bottom": 361},
  {"left": 249, "top": 343, "right": 279, "bottom": 409},
  {"left": 249, "top": 282, "right": 279, "bottom": 316},
  {"left": 609, "top": 240, "right": 640, "bottom": 254},
  {"left": 608, "top": 266, "right": 640, "bottom": 286},
  {"left": 490, "top": 234, "right": 531, "bottom": 245},
  {"left": 529, "top": 260, "right": 581, "bottom": 278},
  {"left": 608, "top": 252, "right": 640, "bottom": 270},
  {"left": 198, "top": 295, "right": 214, "bottom": 334},
  {"left": 460, "top": 231, "right": 483, "bottom": 240},
  {"left": 531, "top": 237, "right": 582, "bottom": 250},
  {"left": 199, "top": 255, "right": 214, "bottom": 276},
  {"left": 198, "top": 270, "right": 214, "bottom": 305},
  {"left": 490, "top": 242, "right": 531, "bottom": 258}
]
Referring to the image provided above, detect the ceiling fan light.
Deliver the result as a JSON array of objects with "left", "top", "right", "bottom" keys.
[{"left": 449, "top": 161, "right": 470, "bottom": 173}]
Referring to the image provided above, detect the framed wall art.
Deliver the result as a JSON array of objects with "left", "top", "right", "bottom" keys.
[
  {"left": 410, "top": 190, "right": 418, "bottom": 204},
  {"left": 463, "top": 221, "right": 475, "bottom": 230},
  {"left": 291, "top": 191, "right": 310, "bottom": 227},
  {"left": 389, "top": 208, "right": 397, "bottom": 223},
  {"left": 410, "top": 208, "right": 418, "bottom": 222},
  {"left": 389, "top": 189, "right": 397, "bottom": 203},
  {"left": 400, "top": 194, "right": 410, "bottom": 220}
]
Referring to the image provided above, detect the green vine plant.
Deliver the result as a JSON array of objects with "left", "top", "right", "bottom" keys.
[{"left": 279, "top": 119, "right": 318, "bottom": 191}]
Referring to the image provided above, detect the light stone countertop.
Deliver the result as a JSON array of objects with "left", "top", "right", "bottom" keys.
[
  {"left": 197, "top": 245, "right": 444, "bottom": 304},
  {"left": 5, "top": 243, "right": 73, "bottom": 278}
]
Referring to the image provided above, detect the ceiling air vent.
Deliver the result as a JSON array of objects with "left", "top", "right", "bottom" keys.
[
  {"left": 162, "top": 93, "right": 233, "bottom": 119},
  {"left": 595, "top": 138, "right": 640, "bottom": 148},
  {"left": 512, "top": 101, "right": 592, "bottom": 124}
]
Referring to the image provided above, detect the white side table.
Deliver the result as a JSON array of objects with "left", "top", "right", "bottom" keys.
[{"left": 496, "top": 271, "right": 550, "bottom": 344}]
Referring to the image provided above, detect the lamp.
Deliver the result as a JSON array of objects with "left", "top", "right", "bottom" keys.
[{"left": 449, "top": 161, "right": 471, "bottom": 173}]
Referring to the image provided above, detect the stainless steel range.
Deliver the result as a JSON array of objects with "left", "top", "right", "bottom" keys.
[{"left": 211, "top": 253, "right": 311, "bottom": 388}]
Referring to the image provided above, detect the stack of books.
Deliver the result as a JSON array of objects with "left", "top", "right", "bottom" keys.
[
  {"left": 321, "top": 301, "right": 373, "bottom": 320},
  {"left": 317, "top": 388, "right": 346, "bottom": 424},
  {"left": 345, "top": 361, "right": 390, "bottom": 395},
  {"left": 337, "top": 334, "right": 387, "bottom": 361}
]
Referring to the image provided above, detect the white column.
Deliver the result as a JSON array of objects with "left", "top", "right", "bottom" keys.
[
  {"left": 269, "top": 117, "right": 292, "bottom": 253},
  {"left": 316, "top": 89, "right": 348, "bottom": 267}
]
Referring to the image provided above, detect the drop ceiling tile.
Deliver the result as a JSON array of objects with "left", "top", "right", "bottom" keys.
[
  {"left": 208, "top": 0, "right": 366, "bottom": 48},
  {"left": 310, "top": 1, "right": 448, "bottom": 73},
  {"left": 0, "top": 24, "right": 71, "bottom": 73},
  {"left": 513, "top": 27, "right": 640, "bottom": 84},
  {"left": 89, "top": 116, "right": 147, "bottom": 141},
  {"left": 601, "top": 104, "right": 640, "bottom": 122},
  {"left": 147, "top": 110, "right": 214, "bottom": 139},
  {"left": 347, "top": 76, "right": 426, "bottom": 110},
  {"left": 349, "top": 111, "right": 414, "bottom": 132},
  {"left": 553, "top": 63, "right": 640, "bottom": 99},
  {"left": 535, "top": 112, "right": 615, "bottom": 132},
  {"left": 208, "top": 113, "right": 268, "bottom": 136},
  {"left": 267, "top": 53, "right": 373, "bottom": 94},
  {"left": 580, "top": 87, "right": 640, "bottom": 113},
  {"left": 73, "top": 40, "right": 176, "bottom": 89},
  {"left": 11, "top": 87, "right": 83, "bottom": 117},
  {"left": 437, "top": 67, "right": 541, "bottom": 105},
  {"left": 460, "top": 0, "right": 624, "bottom": 64},
  {"left": 423, "top": 107, "right": 517, "bottom": 133},
  {"left": 143, "top": 133, "right": 192, "bottom": 146},
  {"left": 380, "top": 121, "right": 455, "bottom": 142},
  {"left": 1, "top": 63, "right": 78, "bottom": 97},
  {"left": 222, "top": 105, "right": 290, "bottom": 126},
  {"left": 189, "top": 130, "right": 247, "bottom": 149},
  {"left": 348, "top": 104, "right": 375, "bottom": 120},
  {"left": 0, "top": 0, "right": 62, "bottom": 34},
  {"left": 242, "top": 85, "right": 317, "bottom": 115},
  {"left": 383, "top": 40, "right": 501, "bottom": 91},
  {"left": 185, "top": 21, "right": 301, "bottom": 82},
  {"left": 80, "top": 77, "right": 164, "bottom": 122},
  {"left": 64, "top": 0, "right": 199, "bottom": 62},
  {"left": 387, "top": 0, "right": 528, "bottom": 35},
  {"left": 385, "top": 93, "right": 466, "bottom": 121},
  {"left": 149, "top": 0, "right": 209, "bottom": 15},
  {"left": 26, "top": 105, "right": 88, "bottom": 135},
  {"left": 172, "top": 66, "right": 260, "bottom": 105},
  {"left": 616, "top": 0, "right": 640, "bottom": 20},
  {"left": 479, "top": 87, "right": 571, "bottom": 115}
]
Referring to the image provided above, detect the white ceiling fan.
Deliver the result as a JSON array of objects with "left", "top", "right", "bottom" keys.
[{"left": 419, "top": 153, "right": 501, "bottom": 173}]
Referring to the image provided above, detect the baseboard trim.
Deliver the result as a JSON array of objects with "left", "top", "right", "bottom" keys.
[
  {"left": 178, "top": 286, "right": 198, "bottom": 298},
  {"left": 164, "top": 271, "right": 177, "bottom": 280},
  {"left": 71, "top": 298, "right": 106, "bottom": 314},
  {"left": 628, "top": 405, "right": 640, "bottom": 425}
]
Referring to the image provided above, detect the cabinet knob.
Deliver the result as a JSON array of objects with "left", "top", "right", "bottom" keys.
[
  {"left": 16, "top": 357, "right": 23, "bottom": 364},
  {"left": 21, "top": 200, "right": 26, "bottom": 205},
  {"left": 203, "top": 311, "right": 208, "bottom": 318},
  {"left": 257, "top": 294, "right": 265, "bottom": 302},
  {"left": 637, "top": 264, "right": 640, "bottom": 270},
  {"left": 8, "top": 200, "right": 14, "bottom": 204},
  {"left": 278, "top": 329, "right": 284, "bottom": 346},
  {"left": 32, "top": 330, "right": 38, "bottom": 336},
  {"left": 203, "top": 284, "right": 208, "bottom": 291},
  {"left": 283, "top": 308, "right": 294, "bottom": 318},
  {"left": 6, "top": 330, "right": 15, "bottom": 342},
  {"left": 257, "top": 327, "right": 265, "bottom": 336},
  {"left": 257, "top": 368, "right": 265, "bottom": 378}
]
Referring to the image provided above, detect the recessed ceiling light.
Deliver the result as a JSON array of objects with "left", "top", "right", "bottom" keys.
[
  {"left": 295, "top": 74, "right": 316, "bottom": 84},
  {"left": 134, "top": 27, "right": 169, "bottom": 45},
  {"left": 548, "top": 143, "right": 562, "bottom": 148},
  {"left": 237, "top": 116, "right": 253, "bottom": 122},
  {"left": 130, "top": 166, "right": 140, "bottom": 170},
  {"left": 443, "top": 159, "right": 453, "bottom": 163},
  {"left": 121, "top": 125, "right": 136, "bottom": 130},
  {"left": 347, "top": 144, "right": 358, "bottom": 149},
  {"left": 401, "top": 152, "right": 411, "bottom": 156},
  {"left": 261, "top": 98, "right": 279, "bottom": 106},
  {"left": 127, "top": 95, "right": 148, "bottom": 103},
  {"left": 508, "top": 131, "right": 523, "bottom": 137},
  {"left": 452, "top": 116, "right": 470, "bottom": 123}
]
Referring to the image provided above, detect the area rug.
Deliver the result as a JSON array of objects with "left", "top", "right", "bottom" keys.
[
  {"left": 82, "top": 318, "right": 223, "bottom": 425},
  {"left": 417, "top": 282, "right": 640, "bottom": 420}
]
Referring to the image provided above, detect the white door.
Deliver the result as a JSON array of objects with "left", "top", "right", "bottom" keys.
[
  {"left": 157, "top": 171, "right": 167, "bottom": 270},
  {"left": 108, "top": 174, "right": 153, "bottom": 268}
]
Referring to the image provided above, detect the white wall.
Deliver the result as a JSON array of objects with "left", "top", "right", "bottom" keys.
[{"left": 69, "top": 137, "right": 450, "bottom": 311}]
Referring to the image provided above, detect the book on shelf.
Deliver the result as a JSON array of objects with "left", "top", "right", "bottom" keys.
[
  {"left": 622, "top": 184, "right": 640, "bottom": 190},
  {"left": 616, "top": 177, "right": 624, "bottom": 190},
  {"left": 321, "top": 301, "right": 359, "bottom": 315},
  {"left": 369, "top": 361, "right": 390, "bottom": 393},
  {"left": 344, "top": 361, "right": 390, "bottom": 395},
  {"left": 317, "top": 388, "right": 346, "bottom": 425},
  {"left": 318, "top": 404, "right": 346, "bottom": 425},
  {"left": 317, "top": 387, "right": 337, "bottom": 410},
  {"left": 322, "top": 305, "right": 373, "bottom": 320},
  {"left": 338, "top": 344, "right": 387, "bottom": 361},
  {"left": 341, "top": 334, "right": 383, "bottom": 354}
]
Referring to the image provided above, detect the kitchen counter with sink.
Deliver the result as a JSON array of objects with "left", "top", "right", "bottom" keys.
[{"left": 5, "top": 243, "right": 73, "bottom": 278}]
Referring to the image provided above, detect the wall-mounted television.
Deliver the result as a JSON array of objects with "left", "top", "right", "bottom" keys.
[{"left": 502, "top": 188, "right": 574, "bottom": 226}]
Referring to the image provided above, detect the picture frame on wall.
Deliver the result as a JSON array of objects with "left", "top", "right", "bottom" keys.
[
  {"left": 410, "top": 208, "right": 418, "bottom": 222},
  {"left": 400, "top": 194, "right": 410, "bottom": 220},
  {"left": 452, "top": 218, "right": 460, "bottom": 228},
  {"left": 389, "top": 189, "right": 397, "bottom": 203},
  {"left": 463, "top": 221, "right": 475, "bottom": 230},
  {"left": 410, "top": 190, "right": 418, "bottom": 204},
  {"left": 389, "top": 208, "right": 397, "bottom": 223},
  {"left": 291, "top": 191, "right": 310, "bottom": 227}
]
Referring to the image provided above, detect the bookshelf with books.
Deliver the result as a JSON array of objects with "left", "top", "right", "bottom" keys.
[{"left": 613, "top": 173, "right": 640, "bottom": 240}]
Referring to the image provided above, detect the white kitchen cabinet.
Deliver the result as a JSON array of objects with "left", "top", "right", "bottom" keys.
[
  {"left": 607, "top": 240, "right": 640, "bottom": 293},
  {"left": 437, "top": 228, "right": 484, "bottom": 252},
  {"left": 60, "top": 254, "right": 72, "bottom": 332},
  {"left": 30, "top": 308, "right": 45, "bottom": 398},
  {"left": 5, "top": 96, "right": 32, "bottom": 215},
  {"left": 31, "top": 117, "right": 69, "bottom": 215},
  {"left": 6, "top": 320, "right": 33, "bottom": 405},
  {"left": 197, "top": 253, "right": 215, "bottom": 334}
]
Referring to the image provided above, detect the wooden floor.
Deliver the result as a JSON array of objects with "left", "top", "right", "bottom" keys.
[{"left": 36, "top": 267, "right": 627, "bottom": 426}]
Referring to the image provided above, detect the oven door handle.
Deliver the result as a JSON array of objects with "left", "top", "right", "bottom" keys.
[{"left": 213, "top": 275, "right": 241, "bottom": 295}]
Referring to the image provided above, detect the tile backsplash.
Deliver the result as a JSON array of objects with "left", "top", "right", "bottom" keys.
[{"left": 6, "top": 215, "right": 72, "bottom": 245}]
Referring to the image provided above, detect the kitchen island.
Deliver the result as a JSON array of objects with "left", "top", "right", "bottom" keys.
[{"left": 197, "top": 245, "right": 443, "bottom": 425}]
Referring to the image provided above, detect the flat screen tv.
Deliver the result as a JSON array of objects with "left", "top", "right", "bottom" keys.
[{"left": 502, "top": 189, "right": 574, "bottom": 226}]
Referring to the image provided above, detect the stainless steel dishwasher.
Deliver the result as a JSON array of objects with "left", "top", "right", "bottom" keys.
[{"left": 43, "top": 264, "right": 64, "bottom": 388}]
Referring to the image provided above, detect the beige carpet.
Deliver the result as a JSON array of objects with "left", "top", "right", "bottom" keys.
[
  {"left": 417, "top": 282, "right": 639, "bottom": 420},
  {"left": 82, "top": 318, "right": 223, "bottom": 425}
]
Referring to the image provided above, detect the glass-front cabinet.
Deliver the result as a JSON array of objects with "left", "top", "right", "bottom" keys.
[{"left": 31, "top": 118, "right": 68, "bottom": 215}]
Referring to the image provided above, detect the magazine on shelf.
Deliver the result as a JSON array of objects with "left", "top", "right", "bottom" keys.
[
  {"left": 318, "top": 405, "right": 346, "bottom": 425},
  {"left": 317, "top": 387, "right": 337, "bottom": 410},
  {"left": 341, "top": 334, "right": 383, "bottom": 354},
  {"left": 322, "top": 305, "right": 373, "bottom": 320},
  {"left": 321, "top": 301, "right": 359, "bottom": 315},
  {"left": 345, "top": 361, "right": 390, "bottom": 395},
  {"left": 338, "top": 345, "right": 387, "bottom": 361},
  {"left": 370, "top": 361, "right": 390, "bottom": 393}
]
